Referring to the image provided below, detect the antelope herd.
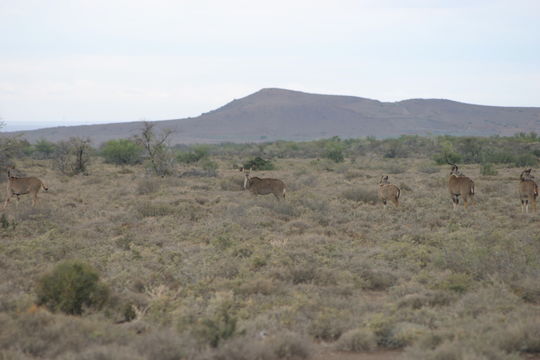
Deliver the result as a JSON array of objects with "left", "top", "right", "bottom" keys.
[{"left": 2, "top": 164, "right": 539, "bottom": 213}]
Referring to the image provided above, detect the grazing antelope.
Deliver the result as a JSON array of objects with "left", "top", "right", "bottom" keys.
[
  {"left": 519, "top": 169, "right": 538, "bottom": 213},
  {"left": 3, "top": 168, "right": 48, "bottom": 209},
  {"left": 378, "top": 175, "right": 400, "bottom": 209},
  {"left": 243, "top": 168, "right": 286, "bottom": 200},
  {"left": 448, "top": 163, "right": 475, "bottom": 210}
]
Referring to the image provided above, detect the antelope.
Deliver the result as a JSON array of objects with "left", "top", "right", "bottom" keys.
[
  {"left": 448, "top": 163, "right": 475, "bottom": 210},
  {"left": 243, "top": 168, "right": 286, "bottom": 200},
  {"left": 3, "top": 168, "right": 49, "bottom": 209},
  {"left": 378, "top": 175, "right": 400, "bottom": 208},
  {"left": 519, "top": 169, "right": 538, "bottom": 213}
]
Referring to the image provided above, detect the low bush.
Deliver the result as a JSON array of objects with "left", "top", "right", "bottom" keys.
[
  {"left": 335, "top": 328, "right": 377, "bottom": 352},
  {"left": 101, "top": 139, "right": 143, "bottom": 165},
  {"left": 36, "top": 261, "right": 109, "bottom": 315},
  {"left": 480, "top": 162, "right": 498, "bottom": 176},
  {"left": 341, "top": 188, "right": 378, "bottom": 204}
]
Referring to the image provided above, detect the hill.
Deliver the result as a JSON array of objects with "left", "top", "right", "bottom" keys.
[{"left": 9, "top": 88, "right": 540, "bottom": 144}]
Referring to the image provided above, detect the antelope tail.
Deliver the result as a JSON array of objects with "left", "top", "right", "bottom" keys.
[
  {"left": 396, "top": 188, "right": 401, "bottom": 200},
  {"left": 470, "top": 184, "right": 475, "bottom": 195},
  {"left": 282, "top": 188, "right": 286, "bottom": 199}
]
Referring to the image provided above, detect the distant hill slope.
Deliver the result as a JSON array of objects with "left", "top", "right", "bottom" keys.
[{"left": 8, "top": 88, "right": 540, "bottom": 145}]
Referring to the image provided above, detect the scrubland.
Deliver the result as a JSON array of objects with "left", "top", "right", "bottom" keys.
[{"left": 0, "top": 156, "right": 539, "bottom": 360}]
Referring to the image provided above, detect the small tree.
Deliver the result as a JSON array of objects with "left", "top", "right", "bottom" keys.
[
  {"left": 31, "top": 139, "right": 57, "bottom": 160},
  {"left": 53, "top": 137, "right": 92, "bottom": 175},
  {"left": 136, "top": 122, "right": 175, "bottom": 176},
  {"left": 101, "top": 139, "right": 143, "bottom": 165}
]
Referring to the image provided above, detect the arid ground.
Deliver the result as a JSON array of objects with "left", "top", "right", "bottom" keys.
[{"left": 1, "top": 156, "right": 539, "bottom": 359}]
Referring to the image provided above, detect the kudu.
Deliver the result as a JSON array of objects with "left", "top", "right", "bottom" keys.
[
  {"left": 378, "top": 175, "right": 400, "bottom": 208},
  {"left": 3, "top": 168, "right": 49, "bottom": 209},
  {"left": 519, "top": 169, "right": 538, "bottom": 213},
  {"left": 243, "top": 168, "right": 286, "bottom": 200},
  {"left": 447, "top": 163, "right": 475, "bottom": 210}
]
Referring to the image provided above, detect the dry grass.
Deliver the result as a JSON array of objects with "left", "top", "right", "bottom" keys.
[{"left": 0, "top": 157, "right": 539, "bottom": 359}]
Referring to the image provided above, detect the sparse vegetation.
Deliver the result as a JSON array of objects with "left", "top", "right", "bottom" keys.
[{"left": 0, "top": 135, "right": 539, "bottom": 359}]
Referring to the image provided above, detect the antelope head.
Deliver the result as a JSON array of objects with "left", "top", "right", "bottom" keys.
[
  {"left": 379, "top": 175, "right": 389, "bottom": 185},
  {"left": 520, "top": 168, "right": 534, "bottom": 181},
  {"left": 448, "top": 163, "right": 463, "bottom": 177}
]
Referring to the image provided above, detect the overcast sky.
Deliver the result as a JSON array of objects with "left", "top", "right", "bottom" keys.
[{"left": 1, "top": 0, "right": 539, "bottom": 131}]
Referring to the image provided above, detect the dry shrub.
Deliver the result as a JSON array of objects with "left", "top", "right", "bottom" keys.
[
  {"left": 341, "top": 188, "right": 378, "bottom": 204},
  {"left": 220, "top": 177, "right": 244, "bottom": 191},
  {"left": 59, "top": 345, "right": 145, "bottom": 360},
  {"left": 135, "top": 201, "right": 176, "bottom": 217},
  {"left": 308, "top": 310, "right": 349, "bottom": 341},
  {"left": 360, "top": 268, "right": 397, "bottom": 291},
  {"left": 203, "top": 331, "right": 311, "bottom": 360},
  {"left": 344, "top": 169, "right": 364, "bottom": 180},
  {"left": 418, "top": 165, "right": 440, "bottom": 174},
  {"left": 493, "top": 320, "right": 540, "bottom": 354},
  {"left": 136, "top": 178, "right": 161, "bottom": 195},
  {"left": 335, "top": 328, "right": 377, "bottom": 352},
  {"left": 385, "top": 164, "right": 406, "bottom": 174},
  {"left": 134, "top": 329, "right": 192, "bottom": 360},
  {"left": 511, "top": 276, "right": 540, "bottom": 304}
]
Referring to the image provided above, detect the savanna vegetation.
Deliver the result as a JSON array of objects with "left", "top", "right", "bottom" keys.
[{"left": 0, "top": 128, "right": 539, "bottom": 360}]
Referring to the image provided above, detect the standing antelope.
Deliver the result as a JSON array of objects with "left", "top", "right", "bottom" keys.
[
  {"left": 3, "top": 168, "right": 49, "bottom": 209},
  {"left": 243, "top": 168, "right": 286, "bottom": 200},
  {"left": 378, "top": 175, "right": 400, "bottom": 209},
  {"left": 519, "top": 169, "right": 538, "bottom": 213},
  {"left": 448, "top": 163, "right": 475, "bottom": 210}
]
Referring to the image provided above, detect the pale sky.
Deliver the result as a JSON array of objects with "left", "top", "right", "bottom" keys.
[{"left": 1, "top": 0, "right": 539, "bottom": 131}]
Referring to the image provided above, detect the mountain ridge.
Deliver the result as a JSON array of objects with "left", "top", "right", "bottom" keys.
[{"left": 6, "top": 88, "right": 540, "bottom": 145}]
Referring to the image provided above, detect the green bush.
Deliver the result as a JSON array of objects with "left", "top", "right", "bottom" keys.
[
  {"left": 31, "top": 139, "right": 58, "bottom": 159},
  {"left": 36, "top": 261, "right": 109, "bottom": 315},
  {"left": 243, "top": 157, "right": 275, "bottom": 170},
  {"left": 176, "top": 145, "right": 209, "bottom": 164},
  {"left": 101, "top": 139, "right": 143, "bottom": 165},
  {"left": 323, "top": 142, "right": 345, "bottom": 163},
  {"left": 200, "top": 158, "right": 218, "bottom": 177},
  {"left": 513, "top": 153, "right": 537, "bottom": 167}
]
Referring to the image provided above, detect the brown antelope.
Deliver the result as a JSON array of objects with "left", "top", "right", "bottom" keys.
[
  {"left": 243, "top": 168, "right": 286, "bottom": 200},
  {"left": 448, "top": 163, "right": 475, "bottom": 210},
  {"left": 3, "top": 168, "right": 49, "bottom": 209},
  {"left": 519, "top": 169, "right": 538, "bottom": 213},
  {"left": 378, "top": 175, "right": 400, "bottom": 209}
]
